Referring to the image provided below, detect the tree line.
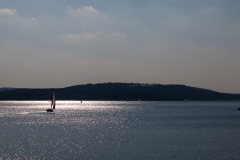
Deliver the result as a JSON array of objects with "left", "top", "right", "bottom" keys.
[{"left": 0, "top": 83, "right": 239, "bottom": 101}]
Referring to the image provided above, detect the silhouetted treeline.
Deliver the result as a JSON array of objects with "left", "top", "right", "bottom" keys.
[
  {"left": 0, "top": 87, "right": 15, "bottom": 91},
  {"left": 0, "top": 83, "right": 239, "bottom": 101}
]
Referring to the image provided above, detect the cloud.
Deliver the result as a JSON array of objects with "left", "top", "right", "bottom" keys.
[
  {"left": 0, "top": 8, "right": 38, "bottom": 27},
  {"left": 0, "top": 5, "right": 126, "bottom": 54},
  {"left": 83, "top": 6, "right": 99, "bottom": 13},
  {"left": 29, "top": 17, "right": 38, "bottom": 23},
  {"left": 107, "top": 32, "right": 126, "bottom": 38},
  {"left": 60, "top": 31, "right": 126, "bottom": 41},
  {"left": 66, "top": 6, "right": 110, "bottom": 29},
  {"left": 68, "top": 6, "right": 99, "bottom": 15},
  {"left": 61, "top": 31, "right": 102, "bottom": 40},
  {"left": 0, "top": 8, "right": 39, "bottom": 44},
  {"left": 0, "top": 2, "right": 240, "bottom": 93},
  {"left": 0, "top": 8, "right": 16, "bottom": 16}
]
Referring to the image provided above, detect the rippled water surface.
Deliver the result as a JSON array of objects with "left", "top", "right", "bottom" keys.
[{"left": 0, "top": 101, "right": 240, "bottom": 159}]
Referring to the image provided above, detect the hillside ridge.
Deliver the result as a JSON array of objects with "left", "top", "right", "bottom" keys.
[{"left": 0, "top": 83, "right": 239, "bottom": 101}]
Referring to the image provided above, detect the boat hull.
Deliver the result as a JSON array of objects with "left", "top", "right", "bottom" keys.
[{"left": 46, "top": 109, "right": 54, "bottom": 112}]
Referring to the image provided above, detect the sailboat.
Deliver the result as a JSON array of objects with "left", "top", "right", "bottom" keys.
[{"left": 47, "top": 89, "right": 55, "bottom": 112}]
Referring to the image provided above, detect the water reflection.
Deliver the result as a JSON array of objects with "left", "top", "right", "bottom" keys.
[{"left": 0, "top": 101, "right": 240, "bottom": 159}]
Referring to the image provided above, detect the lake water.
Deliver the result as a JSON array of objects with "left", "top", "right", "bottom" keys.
[{"left": 0, "top": 101, "right": 240, "bottom": 159}]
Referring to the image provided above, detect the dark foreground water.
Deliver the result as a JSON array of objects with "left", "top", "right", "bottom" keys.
[{"left": 0, "top": 101, "right": 240, "bottom": 160}]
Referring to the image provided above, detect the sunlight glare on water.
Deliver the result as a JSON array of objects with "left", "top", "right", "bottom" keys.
[{"left": 0, "top": 101, "right": 240, "bottom": 159}]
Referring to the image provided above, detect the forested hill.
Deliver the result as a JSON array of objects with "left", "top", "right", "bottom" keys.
[
  {"left": 0, "top": 88, "right": 15, "bottom": 91},
  {"left": 0, "top": 83, "right": 239, "bottom": 101}
]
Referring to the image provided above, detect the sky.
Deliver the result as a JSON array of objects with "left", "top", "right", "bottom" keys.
[{"left": 0, "top": 0, "right": 240, "bottom": 93}]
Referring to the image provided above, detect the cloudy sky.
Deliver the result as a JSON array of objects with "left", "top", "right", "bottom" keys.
[{"left": 0, "top": 0, "right": 240, "bottom": 93}]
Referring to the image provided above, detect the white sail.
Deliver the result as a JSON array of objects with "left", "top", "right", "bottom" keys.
[
  {"left": 47, "top": 90, "right": 55, "bottom": 112},
  {"left": 51, "top": 90, "right": 56, "bottom": 109}
]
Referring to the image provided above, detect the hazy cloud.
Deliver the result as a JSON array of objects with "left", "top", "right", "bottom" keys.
[
  {"left": 0, "top": 1, "right": 240, "bottom": 93},
  {"left": 0, "top": 8, "right": 16, "bottom": 15},
  {"left": 61, "top": 31, "right": 102, "bottom": 40},
  {"left": 60, "top": 31, "right": 126, "bottom": 41},
  {"left": 68, "top": 6, "right": 99, "bottom": 14},
  {"left": 83, "top": 6, "right": 99, "bottom": 13}
]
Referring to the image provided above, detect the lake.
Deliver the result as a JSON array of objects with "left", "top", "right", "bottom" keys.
[{"left": 0, "top": 101, "right": 240, "bottom": 159}]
